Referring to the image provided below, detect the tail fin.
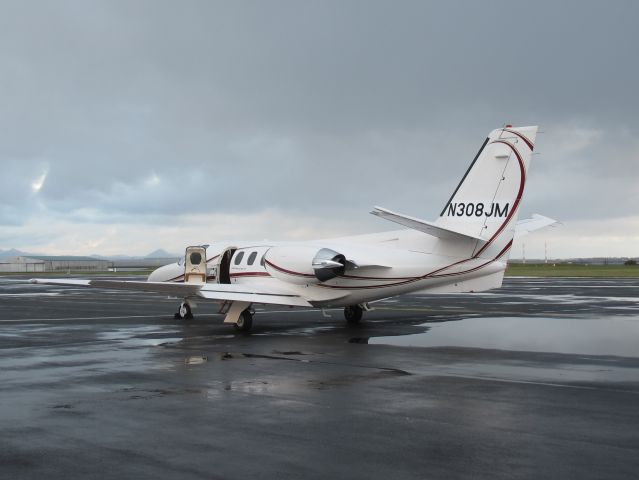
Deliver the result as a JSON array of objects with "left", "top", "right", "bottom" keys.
[{"left": 436, "top": 125, "right": 538, "bottom": 259}]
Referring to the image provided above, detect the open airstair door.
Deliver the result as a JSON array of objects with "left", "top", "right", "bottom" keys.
[
  {"left": 215, "top": 247, "right": 236, "bottom": 284},
  {"left": 184, "top": 246, "right": 207, "bottom": 284}
]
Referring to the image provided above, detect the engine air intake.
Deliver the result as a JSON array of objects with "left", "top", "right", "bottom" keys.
[
  {"left": 312, "top": 248, "right": 346, "bottom": 281},
  {"left": 263, "top": 245, "right": 348, "bottom": 285}
]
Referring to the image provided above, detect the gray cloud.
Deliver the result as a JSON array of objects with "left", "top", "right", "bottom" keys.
[{"left": 1, "top": 0, "right": 638, "bottom": 255}]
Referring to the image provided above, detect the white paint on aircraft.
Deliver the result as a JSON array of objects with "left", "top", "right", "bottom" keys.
[{"left": 32, "top": 126, "right": 557, "bottom": 331}]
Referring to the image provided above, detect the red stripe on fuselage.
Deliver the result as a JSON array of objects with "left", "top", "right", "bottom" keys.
[
  {"left": 472, "top": 140, "right": 525, "bottom": 258},
  {"left": 318, "top": 241, "right": 512, "bottom": 290},
  {"left": 264, "top": 259, "right": 315, "bottom": 278},
  {"left": 503, "top": 129, "right": 534, "bottom": 151}
]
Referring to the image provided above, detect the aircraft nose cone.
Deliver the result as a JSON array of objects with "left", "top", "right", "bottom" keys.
[{"left": 148, "top": 263, "right": 178, "bottom": 282}]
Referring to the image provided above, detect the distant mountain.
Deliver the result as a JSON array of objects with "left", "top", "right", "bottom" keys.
[
  {"left": 145, "top": 249, "right": 179, "bottom": 258},
  {"left": 0, "top": 248, "right": 32, "bottom": 260}
]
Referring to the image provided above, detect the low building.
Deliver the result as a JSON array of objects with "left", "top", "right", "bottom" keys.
[{"left": 0, "top": 256, "right": 111, "bottom": 273}]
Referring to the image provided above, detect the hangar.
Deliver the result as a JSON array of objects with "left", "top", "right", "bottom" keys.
[{"left": 0, "top": 255, "right": 110, "bottom": 273}]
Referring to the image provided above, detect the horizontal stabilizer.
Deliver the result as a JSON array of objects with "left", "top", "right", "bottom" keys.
[
  {"left": 371, "top": 206, "right": 486, "bottom": 242},
  {"left": 514, "top": 214, "right": 559, "bottom": 239}
]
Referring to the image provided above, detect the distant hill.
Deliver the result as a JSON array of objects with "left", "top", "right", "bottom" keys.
[
  {"left": 0, "top": 248, "right": 33, "bottom": 260},
  {"left": 145, "top": 249, "right": 178, "bottom": 258}
]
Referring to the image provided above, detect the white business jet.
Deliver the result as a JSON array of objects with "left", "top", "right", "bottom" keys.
[{"left": 33, "top": 125, "right": 555, "bottom": 332}]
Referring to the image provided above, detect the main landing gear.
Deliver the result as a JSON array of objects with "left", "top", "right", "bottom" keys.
[
  {"left": 174, "top": 300, "right": 254, "bottom": 332},
  {"left": 233, "top": 309, "right": 253, "bottom": 333},
  {"left": 344, "top": 305, "right": 363, "bottom": 325},
  {"left": 175, "top": 300, "right": 361, "bottom": 332}
]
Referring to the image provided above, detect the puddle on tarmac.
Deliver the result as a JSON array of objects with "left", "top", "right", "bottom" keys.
[
  {"left": 185, "top": 355, "right": 208, "bottom": 365},
  {"left": 97, "top": 326, "right": 183, "bottom": 347},
  {"left": 368, "top": 316, "right": 639, "bottom": 357}
]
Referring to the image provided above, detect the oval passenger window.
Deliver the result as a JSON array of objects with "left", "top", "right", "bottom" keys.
[{"left": 189, "top": 252, "right": 202, "bottom": 265}]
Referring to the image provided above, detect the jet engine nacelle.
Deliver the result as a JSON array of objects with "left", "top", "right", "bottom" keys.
[{"left": 264, "top": 246, "right": 346, "bottom": 285}]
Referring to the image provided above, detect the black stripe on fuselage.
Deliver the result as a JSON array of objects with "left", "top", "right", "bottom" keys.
[{"left": 439, "top": 136, "right": 490, "bottom": 217}]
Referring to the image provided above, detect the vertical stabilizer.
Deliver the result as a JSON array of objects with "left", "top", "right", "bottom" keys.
[{"left": 436, "top": 125, "right": 538, "bottom": 259}]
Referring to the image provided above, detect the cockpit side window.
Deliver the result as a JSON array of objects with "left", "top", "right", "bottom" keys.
[
  {"left": 247, "top": 251, "right": 257, "bottom": 265},
  {"left": 234, "top": 251, "right": 245, "bottom": 265}
]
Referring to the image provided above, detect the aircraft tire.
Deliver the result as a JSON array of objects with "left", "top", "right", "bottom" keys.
[
  {"left": 344, "top": 305, "right": 363, "bottom": 324},
  {"left": 177, "top": 302, "right": 193, "bottom": 320},
  {"left": 234, "top": 309, "right": 253, "bottom": 332}
]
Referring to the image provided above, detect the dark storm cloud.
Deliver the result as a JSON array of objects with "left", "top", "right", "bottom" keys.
[{"left": 0, "top": 0, "right": 638, "bottom": 251}]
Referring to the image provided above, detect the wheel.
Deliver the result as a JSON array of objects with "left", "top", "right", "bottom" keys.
[
  {"left": 234, "top": 309, "right": 253, "bottom": 332},
  {"left": 344, "top": 305, "right": 363, "bottom": 325},
  {"left": 175, "top": 302, "right": 193, "bottom": 320}
]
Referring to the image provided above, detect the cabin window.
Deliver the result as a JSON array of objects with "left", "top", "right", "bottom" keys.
[
  {"left": 189, "top": 252, "right": 202, "bottom": 265},
  {"left": 247, "top": 251, "right": 257, "bottom": 266},
  {"left": 234, "top": 251, "right": 245, "bottom": 265}
]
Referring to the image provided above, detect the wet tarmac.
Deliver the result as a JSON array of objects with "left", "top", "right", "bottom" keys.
[{"left": 1, "top": 276, "right": 639, "bottom": 479}]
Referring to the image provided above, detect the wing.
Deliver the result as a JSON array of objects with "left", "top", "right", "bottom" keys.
[{"left": 30, "top": 278, "right": 313, "bottom": 307}]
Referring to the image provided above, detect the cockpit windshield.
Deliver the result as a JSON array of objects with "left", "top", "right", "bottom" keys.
[{"left": 178, "top": 256, "right": 185, "bottom": 266}]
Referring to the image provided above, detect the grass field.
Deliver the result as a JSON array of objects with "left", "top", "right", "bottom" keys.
[
  {"left": 506, "top": 263, "right": 639, "bottom": 277},
  {"left": 3, "top": 266, "right": 639, "bottom": 278}
]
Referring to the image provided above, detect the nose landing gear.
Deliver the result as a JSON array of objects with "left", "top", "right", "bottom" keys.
[{"left": 174, "top": 302, "right": 194, "bottom": 320}]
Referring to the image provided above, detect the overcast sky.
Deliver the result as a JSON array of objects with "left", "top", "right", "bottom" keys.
[{"left": 1, "top": 0, "right": 638, "bottom": 258}]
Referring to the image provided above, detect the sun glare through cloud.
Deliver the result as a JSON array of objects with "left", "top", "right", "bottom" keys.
[
  {"left": 30, "top": 167, "right": 49, "bottom": 193},
  {"left": 145, "top": 172, "right": 161, "bottom": 187}
]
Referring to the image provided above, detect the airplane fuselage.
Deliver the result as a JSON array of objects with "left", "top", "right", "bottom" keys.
[{"left": 149, "top": 227, "right": 509, "bottom": 308}]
